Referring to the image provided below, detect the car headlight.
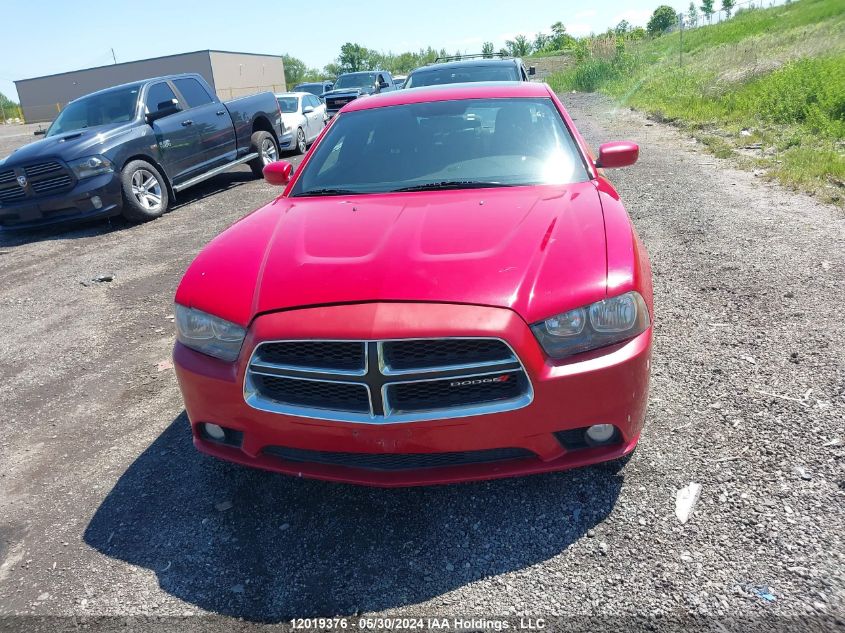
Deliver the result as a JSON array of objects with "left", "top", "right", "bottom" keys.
[
  {"left": 175, "top": 304, "right": 246, "bottom": 362},
  {"left": 68, "top": 155, "right": 114, "bottom": 179},
  {"left": 531, "top": 291, "right": 650, "bottom": 359}
]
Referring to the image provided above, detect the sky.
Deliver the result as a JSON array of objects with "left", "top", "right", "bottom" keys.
[{"left": 0, "top": 0, "right": 693, "bottom": 102}]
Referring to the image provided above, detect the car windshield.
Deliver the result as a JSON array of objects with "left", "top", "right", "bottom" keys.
[
  {"left": 295, "top": 84, "right": 323, "bottom": 97},
  {"left": 406, "top": 66, "right": 520, "bottom": 88},
  {"left": 277, "top": 97, "right": 299, "bottom": 113},
  {"left": 334, "top": 73, "right": 377, "bottom": 89},
  {"left": 290, "top": 97, "right": 588, "bottom": 196},
  {"left": 47, "top": 86, "right": 140, "bottom": 137}
]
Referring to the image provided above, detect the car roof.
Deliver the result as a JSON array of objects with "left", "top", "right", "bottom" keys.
[
  {"left": 342, "top": 81, "right": 552, "bottom": 113},
  {"left": 295, "top": 81, "right": 331, "bottom": 86},
  {"left": 275, "top": 92, "right": 310, "bottom": 98},
  {"left": 67, "top": 73, "right": 205, "bottom": 102},
  {"left": 412, "top": 58, "right": 521, "bottom": 72}
]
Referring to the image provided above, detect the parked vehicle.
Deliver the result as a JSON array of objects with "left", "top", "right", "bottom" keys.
[
  {"left": 275, "top": 92, "right": 327, "bottom": 154},
  {"left": 405, "top": 54, "right": 535, "bottom": 89},
  {"left": 322, "top": 71, "right": 396, "bottom": 119},
  {"left": 0, "top": 74, "right": 284, "bottom": 229},
  {"left": 173, "top": 82, "right": 651, "bottom": 487},
  {"left": 293, "top": 80, "right": 334, "bottom": 100}
]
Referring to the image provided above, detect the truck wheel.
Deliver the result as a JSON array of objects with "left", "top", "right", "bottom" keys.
[
  {"left": 294, "top": 127, "right": 307, "bottom": 154},
  {"left": 120, "top": 160, "right": 169, "bottom": 222},
  {"left": 248, "top": 131, "right": 279, "bottom": 177}
]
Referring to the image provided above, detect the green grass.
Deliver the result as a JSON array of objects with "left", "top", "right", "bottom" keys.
[{"left": 549, "top": 0, "right": 845, "bottom": 204}]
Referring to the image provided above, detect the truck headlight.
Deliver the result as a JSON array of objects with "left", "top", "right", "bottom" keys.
[
  {"left": 68, "top": 155, "right": 114, "bottom": 179},
  {"left": 175, "top": 305, "right": 246, "bottom": 362},
  {"left": 531, "top": 291, "right": 650, "bottom": 359}
]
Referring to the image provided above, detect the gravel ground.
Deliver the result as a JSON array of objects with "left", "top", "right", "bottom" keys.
[{"left": 0, "top": 93, "right": 842, "bottom": 630}]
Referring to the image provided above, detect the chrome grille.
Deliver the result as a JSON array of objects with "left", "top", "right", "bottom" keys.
[
  {"left": 0, "top": 169, "right": 15, "bottom": 185},
  {"left": 251, "top": 374, "right": 370, "bottom": 413},
  {"left": 244, "top": 338, "right": 533, "bottom": 424}
]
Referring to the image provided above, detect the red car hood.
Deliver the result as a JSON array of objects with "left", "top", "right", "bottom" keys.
[{"left": 176, "top": 183, "right": 609, "bottom": 327}]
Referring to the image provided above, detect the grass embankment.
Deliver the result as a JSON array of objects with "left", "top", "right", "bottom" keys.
[{"left": 549, "top": 0, "right": 845, "bottom": 204}]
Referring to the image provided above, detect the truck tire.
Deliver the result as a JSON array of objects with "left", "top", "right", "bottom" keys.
[
  {"left": 120, "top": 160, "right": 169, "bottom": 222},
  {"left": 294, "top": 127, "right": 307, "bottom": 155},
  {"left": 248, "top": 131, "right": 279, "bottom": 177}
]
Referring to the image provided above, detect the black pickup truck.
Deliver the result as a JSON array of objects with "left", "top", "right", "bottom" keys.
[
  {"left": 0, "top": 73, "right": 285, "bottom": 229},
  {"left": 322, "top": 71, "right": 396, "bottom": 119}
]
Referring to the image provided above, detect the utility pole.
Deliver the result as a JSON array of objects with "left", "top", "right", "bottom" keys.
[
  {"left": 111, "top": 48, "right": 117, "bottom": 64},
  {"left": 679, "top": 13, "right": 684, "bottom": 67}
]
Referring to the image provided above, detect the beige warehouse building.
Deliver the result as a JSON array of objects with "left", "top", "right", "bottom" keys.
[{"left": 15, "top": 50, "right": 286, "bottom": 123}]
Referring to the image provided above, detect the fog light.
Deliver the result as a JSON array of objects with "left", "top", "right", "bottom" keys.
[
  {"left": 586, "top": 424, "right": 616, "bottom": 444},
  {"left": 203, "top": 423, "right": 226, "bottom": 441}
]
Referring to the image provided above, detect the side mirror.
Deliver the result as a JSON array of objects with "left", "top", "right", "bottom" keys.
[
  {"left": 146, "top": 98, "right": 181, "bottom": 123},
  {"left": 263, "top": 160, "right": 293, "bottom": 186},
  {"left": 33, "top": 129, "right": 47, "bottom": 136},
  {"left": 528, "top": 66, "right": 536, "bottom": 76},
  {"left": 303, "top": 106, "right": 314, "bottom": 114},
  {"left": 596, "top": 141, "right": 639, "bottom": 169},
  {"left": 379, "top": 81, "right": 389, "bottom": 89}
]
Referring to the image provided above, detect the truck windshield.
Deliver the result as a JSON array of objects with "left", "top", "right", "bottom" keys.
[
  {"left": 290, "top": 98, "right": 589, "bottom": 196},
  {"left": 406, "top": 66, "right": 519, "bottom": 88},
  {"left": 334, "top": 73, "right": 377, "bottom": 90},
  {"left": 47, "top": 86, "right": 140, "bottom": 137},
  {"left": 294, "top": 84, "right": 324, "bottom": 97}
]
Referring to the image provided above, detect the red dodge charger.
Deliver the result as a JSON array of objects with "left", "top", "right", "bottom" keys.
[{"left": 173, "top": 82, "right": 652, "bottom": 486}]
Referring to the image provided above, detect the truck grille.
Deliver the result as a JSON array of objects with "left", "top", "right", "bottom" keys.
[
  {"left": 245, "top": 338, "right": 532, "bottom": 423},
  {"left": 0, "top": 160, "right": 75, "bottom": 205},
  {"left": 264, "top": 446, "right": 534, "bottom": 471},
  {"left": 326, "top": 97, "right": 354, "bottom": 111}
]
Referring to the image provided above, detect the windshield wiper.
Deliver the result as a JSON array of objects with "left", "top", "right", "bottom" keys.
[
  {"left": 390, "top": 181, "right": 511, "bottom": 192},
  {"left": 292, "top": 188, "right": 358, "bottom": 197}
]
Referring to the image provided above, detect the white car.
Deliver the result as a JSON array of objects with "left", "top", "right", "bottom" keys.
[{"left": 274, "top": 92, "right": 327, "bottom": 154}]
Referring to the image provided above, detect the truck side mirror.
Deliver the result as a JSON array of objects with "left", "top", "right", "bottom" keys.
[
  {"left": 146, "top": 98, "right": 181, "bottom": 123},
  {"left": 33, "top": 129, "right": 47, "bottom": 136},
  {"left": 528, "top": 66, "right": 536, "bottom": 76}
]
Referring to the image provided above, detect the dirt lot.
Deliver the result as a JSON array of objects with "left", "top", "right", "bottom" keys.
[{"left": 0, "top": 94, "right": 842, "bottom": 629}]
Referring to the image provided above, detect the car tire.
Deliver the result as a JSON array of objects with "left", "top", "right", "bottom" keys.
[
  {"left": 248, "top": 131, "right": 279, "bottom": 178},
  {"left": 294, "top": 127, "right": 307, "bottom": 155},
  {"left": 120, "top": 160, "right": 169, "bottom": 222}
]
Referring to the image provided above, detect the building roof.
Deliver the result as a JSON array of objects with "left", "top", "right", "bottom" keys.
[{"left": 16, "top": 50, "right": 281, "bottom": 84}]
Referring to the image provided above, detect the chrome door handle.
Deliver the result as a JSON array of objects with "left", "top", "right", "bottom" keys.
[
  {"left": 216, "top": 110, "right": 226, "bottom": 116},
  {"left": 181, "top": 120, "right": 193, "bottom": 126}
]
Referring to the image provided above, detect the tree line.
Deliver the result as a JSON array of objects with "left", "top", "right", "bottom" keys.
[{"left": 283, "top": 0, "right": 748, "bottom": 86}]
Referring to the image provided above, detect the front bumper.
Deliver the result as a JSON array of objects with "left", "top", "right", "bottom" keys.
[
  {"left": 278, "top": 131, "right": 294, "bottom": 150},
  {"left": 0, "top": 172, "right": 122, "bottom": 230},
  {"left": 174, "top": 302, "right": 652, "bottom": 486}
]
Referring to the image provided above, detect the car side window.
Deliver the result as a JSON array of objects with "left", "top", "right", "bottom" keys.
[
  {"left": 145, "top": 82, "right": 178, "bottom": 113},
  {"left": 173, "top": 78, "right": 213, "bottom": 108},
  {"left": 309, "top": 95, "right": 321, "bottom": 107}
]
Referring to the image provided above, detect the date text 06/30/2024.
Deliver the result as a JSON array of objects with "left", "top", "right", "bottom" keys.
[{"left": 290, "top": 617, "right": 547, "bottom": 630}]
